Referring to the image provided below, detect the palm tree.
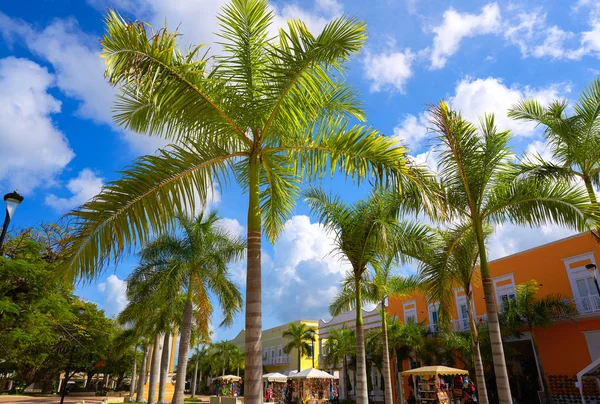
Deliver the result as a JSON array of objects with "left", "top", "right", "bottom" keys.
[
  {"left": 501, "top": 280, "right": 575, "bottom": 404},
  {"left": 134, "top": 212, "right": 244, "bottom": 403},
  {"left": 419, "top": 226, "right": 490, "bottom": 404},
  {"left": 282, "top": 323, "right": 317, "bottom": 372},
  {"left": 428, "top": 101, "right": 600, "bottom": 403},
  {"left": 230, "top": 348, "right": 245, "bottom": 376},
  {"left": 508, "top": 78, "right": 600, "bottom": 204},
  {"left": 191, "top": 345, "right": 209, "bottom": 397},
  {"left": 59, "top": 2, "right": 409, "bottom": 403},
  {"left": 330, "top": 254, "right": 420, "bottom": 404},
  {"left": 307, "top": 189, "right": 429, "bottom": 404},
  {"left": 211, "top": 341, "right": 239, "bottom": 375},
  {"left": 323, "top": 325, "right": 355, "bottom": 399}
]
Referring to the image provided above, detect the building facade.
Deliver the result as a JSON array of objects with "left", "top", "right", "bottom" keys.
[
  {"left": 230, "top": 320, "right": 320, "bottom": 375},
  {"left": 388, "top": 232, "right": 600, "bottom": 403}
]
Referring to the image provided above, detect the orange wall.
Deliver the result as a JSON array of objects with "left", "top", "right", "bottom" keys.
[{"left": 388, "top": 232, "right": 600, "bottom": 375}]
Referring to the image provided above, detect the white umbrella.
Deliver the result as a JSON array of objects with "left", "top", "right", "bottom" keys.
[
  {"left": 289, "top": 368, "right": 337, "bottom": 379},
  {"left": 214, "top": 374, "right": 242, "bottom": 381},
  {"left": 263, "top": 372, "right": 288, "bottom": 382}
]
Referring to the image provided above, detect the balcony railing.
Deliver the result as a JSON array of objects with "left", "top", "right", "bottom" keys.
[
  {"left": 574, "top": 295, "right": 600, "bottom": 314},
  {"left": 262, "top": 356, "right": 290, "bottom": 365}
]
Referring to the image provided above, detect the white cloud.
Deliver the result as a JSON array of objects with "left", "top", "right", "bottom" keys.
[
  {"left": 271, "top": 0, "right": 343, "bottom": 36},
  {"left": 45, "top": 169, "right": 104, "bottom": 212},
  {"left": 0, "top": 57, "right": 74, "bottom": 193},
  {"left": 532, "top": 26, "right": 575, "bottom": 59},
  {"left": 392, "top": 113, "right": 429, "bottom": 152},
  {"left": 97, "top": 274, "right": 128, "bottom": 318},
  {"left": 217, "top": 217, "right": 245, "bottom": 237},
  {"left": 449, "top": 77, "right": 569, "bottom": 137},
  {"left": 430, "top": 3, "right": 501, "bottom": 69},
  {"left": 363, "top": 47, "right": 415, "bottom": 93},
  {"left": 523, "top": 139, "right": 556, "bottom": 163}
]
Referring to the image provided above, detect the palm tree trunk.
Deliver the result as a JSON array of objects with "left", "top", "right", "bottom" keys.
[
  {"left": 148, "top": 334, "right": 163, "bottom": 404},
  {"left": 475, "top": 223, "right": 512, "bottom": 404},
  {"left": 245, "top": 152, "right": 263, "bottom": 404},
  {"left": 343, "top": 356, "right": 348, "bottom": 400},
  {"left": 467, "top": 289, "right": 489, "bottom": 404},
  {"left": 137, "top": 345, "right": 149, "bottom": 402},
  {"left": 173, "top": 287, "right": 194, "bottom": 404},
  {"left": 130, "top": 345, "right": 137, "bottom": 398},
  {"left": 191, "top": 354, "right": 198, "bottom": 399},
  {"left": 381, "top": 301, "right": 393, "bottom": 404},
  {"left": 531, "top": 329, "right": 553, "bottom": 403},
  {"left": 298, "top": 350, "right": 302, "bottom": 372},
  {"left": 159, "top": 332, "right": 170, "bottom": 403},
  {"left": 354, "top": 276, "right": 368, "bottom": 404},
  {"left": 584, "top": 176, "right": 598, "bottom": 203}
]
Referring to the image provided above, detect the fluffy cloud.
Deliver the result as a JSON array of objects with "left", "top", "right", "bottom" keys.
[
  {"left": 97, "top": 275, "right": 128, "bottom": 318},
  {"left": 0, "top": 57, "right": 74, "bottom": 193},
  {"left": 363, "top": 47, "right": 415, "bottom": 93},
  {"left": 449, "top": 77, "right": 569, "bottom": 137},
  {"left": 393, "top": 113, "right": 430, "bottom": 152},
  {"left": 217, "top": 217, "right": 245, "bottom": 237},
  {"left": 45, "top": 169, "right": 104, "bottom": 212},
  {"left": 430, "top": 3, "right": 501, "bottom": 69}
]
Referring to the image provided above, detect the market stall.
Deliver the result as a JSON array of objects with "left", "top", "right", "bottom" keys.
[
  {"left": 289, "top": 368, "right": 338, "bottom": 404},
  {"left": 401, "top": 366, "right": 470, "bottom": 404},
  {"left": 213, "top": 374, "right": 242, "bottom": 397},
  {"left": 263, "top": 372, "right": 288, "bottom": 403}
]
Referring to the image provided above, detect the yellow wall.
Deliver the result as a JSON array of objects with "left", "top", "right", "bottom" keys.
[{"left": 230, "top": 320, "right": 320, "bottom": 372}]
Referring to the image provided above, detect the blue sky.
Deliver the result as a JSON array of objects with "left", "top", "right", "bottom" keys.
[{"left": 1, "top": 0, "right": 599, "bottom": 343}]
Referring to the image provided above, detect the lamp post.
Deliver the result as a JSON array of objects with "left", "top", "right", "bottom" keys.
[
  {"left": 60, "top": 306, "right": 86, "bottom": 404},
  {"left": 310, "top": 331, "right": 316, "bottom": 369},
  {"left": 0, "top": 190, "right": 24, "bottom": 252},
  {"left": 585, "top": 263, "right": 600, "bottom": 296}
]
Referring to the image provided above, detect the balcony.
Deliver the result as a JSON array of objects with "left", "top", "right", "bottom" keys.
[
  {"left": 574, "top": 295, "right": 600, "bottom": 314},
  {"left": 263, "top": 356, "right": 290, "bottom": 365}
]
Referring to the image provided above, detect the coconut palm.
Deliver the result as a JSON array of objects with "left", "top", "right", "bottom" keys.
[
  {"left": 330, "top": 255, "right": 420, "bottom": 404},
  {"left": 133, "top": 212, "right": 244, "bottom": 403},
  {"left": 230, "top": 348, "right": 245, "bottom": 376},
  {"left": 501, "top": 280, "right": 575, "bottom": 403},
  {"left": 191, "top": 345, "right": 210, "bottom": 397},
  {"left": 428, "top": 101, "right": 600, "bottom": 403},
  {"left": 282, "top": 323, "right": 316, "bottom": 372},
  {"left": 419, "top": 225, "right": 490, "bottom": 404},
  {"left": 211, "top": 341, "right": 240, "bottom": 376},
  {"left": 508, "top": 77, "right": 600, "bottom": 204},
  {"left": 61, "top": 3, "right": 408, "bottom": 402},
  {"left": 323, "top": 325, "right": 355, "bottom": 398},
  {"left": 307, "top": 188, "right": 429, "bottom": 404}
]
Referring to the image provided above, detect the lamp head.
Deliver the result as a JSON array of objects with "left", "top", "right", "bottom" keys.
[
  {"left": 586, "top": 263, "right": 598, "bottom": 279},
  {"left": 4, "top": 190, "right": 24, "bottom": 219}
]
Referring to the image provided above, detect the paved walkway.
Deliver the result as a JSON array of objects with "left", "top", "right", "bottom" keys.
[{"left": 0, "top": 396, "right": 109, "bottom": 403}]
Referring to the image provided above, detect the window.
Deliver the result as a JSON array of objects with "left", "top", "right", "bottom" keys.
[
  {"left": 493, "top": 274, "right": 516, "bottom": 309},
  {"left": 278, "top": 345, "right": 282, "bottom": 358},
  {"left": 307, "top": 343, "right": 313, "bottom": 358},
  {"left": 454, "top": 288, "right": 473, "bottom": 332},
  {"left": 428, "top": 302, "right": 440, "bottom": 332},
  {"left": 270, "top": 346, "right": 275, "bottom": 364},
  {"left": 564, "top": 253, "right": 600, "bottom": 313},
  {"left": 403, "top": 300, "right": 417, "bottom": 324},
  {"left": 263, "top": 349, "right": 268, "bottom": 363}
]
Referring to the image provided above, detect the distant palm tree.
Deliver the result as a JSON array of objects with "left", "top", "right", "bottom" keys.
[
  {"left": 230, "top": 348, "right": 245, "bottom": 376},
  {"left": 191, "top": 345, "right": 210, "bottom": 397},
  {"left": 62, "top": 2, "right": 408, "bottom": 402},
  {"left": 283, "top": 323, "right": 317, "bottom": 372},
  {"left": 323, "top": 325, "right": 355, "bottom": 398},
  {"left": 331, "top": 254, "right": 420, "bottom": 404},
  {"left": 211, "top": 341, "right": 240, "bottom": 376},
  {"left": 419, "top": 225, "right": 490, "bottom": 404},
  {"left": 132, "top": 212, "right": 244, "bottom": 403},
  {"left": 428, "top": 101, "right": 600, "bottom": 403},
  {"left": 508, "top": 77, "right": 600, "bottom": 204},
  {"left": 501, "top": 280, "right": 575, "bottom": 404},
  {"left": 307, "top": 188, "right": 430, "bottom": 404}
]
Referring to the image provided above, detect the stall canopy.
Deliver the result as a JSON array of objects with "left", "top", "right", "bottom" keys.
[
  {"left": 214, "top": 375, "right": 242, "bottom": 381},
  {"left": 401, "top": 366, "right": 469, "bottom": 376},
  {"left": 263, "top": 372, "right": 288, "bottom": 382},
  {"left": 290, "top": 368, "right": 338, "bottom": 379}
]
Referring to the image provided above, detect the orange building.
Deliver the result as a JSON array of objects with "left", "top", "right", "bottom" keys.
[{"left": 387, "top": 232, "right": 600, "bottom": 403}]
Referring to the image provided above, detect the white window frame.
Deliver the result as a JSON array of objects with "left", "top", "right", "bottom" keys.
[
  {"left": 403, "top": 300, "right": 417, "bottom": 324},
  {"left": 454, "top": 288, "right": 473, "bottom": 331},
  {"left": 492, "top": 273, "right": 516, "bottom": 308},
  {"left": 563, "top": 252, "right": 598, "bottom": 312},
  {"left": 428, "top": 302, "right": 440, "bottom": 331}
]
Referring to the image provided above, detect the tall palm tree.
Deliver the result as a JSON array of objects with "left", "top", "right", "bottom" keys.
[
  {"left": 428, "top": 101, "right": 600, "bottom": 403},
  {"left": 419, "top": 225, "right": 490, "bottom": 404},
  {"left": 508, "top": 77, "right": 600, "bottom": 204},
  {"left": 501, "top": 280, "right": 575, "bottom": 404},
  {"left": 134, "top": 212, "right": 244, "bottom": 403},
  {"left": 306, "top": 189, "right": 429, "bottom": 404},
  {"left": 282, "top": 323, "right": 317, "bottom": 372},
  {"left": 60, "top": 2, "right": 408, "bottom": 403},
  {"left": 330, "top": 255, "right": 420, "bottom": 404},
  {"left": 323, "top": 325, "right": 355, "bottom": 399}
]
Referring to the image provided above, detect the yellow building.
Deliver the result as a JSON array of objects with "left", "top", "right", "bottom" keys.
[{"left": 230, "top": 320, "right": 320, "bottom": 374}]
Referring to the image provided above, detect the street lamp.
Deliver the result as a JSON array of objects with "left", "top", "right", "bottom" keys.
[
  {"left": 60, "top": 306, "right": 85, "bottom": 404},
  {"left": 0, "top": 190, "right": 24, "bottom": 251},
  {"left": 586, "top": 263, "right": 600, "bottom": 296}
]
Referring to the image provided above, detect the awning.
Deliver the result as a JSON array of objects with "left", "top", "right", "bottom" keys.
[
  {"left": 263, "top": 372, "right": 288, "bottom": 382},
  {"left": 401, "top": 366, "right": 469, "bottom": 376},
  {"left": 214, "top": 375, "right": 242, "bottom": 381},
  {"left": 289, "top": 368, "right": 337, "bottom": 379}
]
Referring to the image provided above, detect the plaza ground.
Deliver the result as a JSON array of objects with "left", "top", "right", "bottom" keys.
[{"left": 0, "top": 395, "right": 211, "bottom": 403}]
